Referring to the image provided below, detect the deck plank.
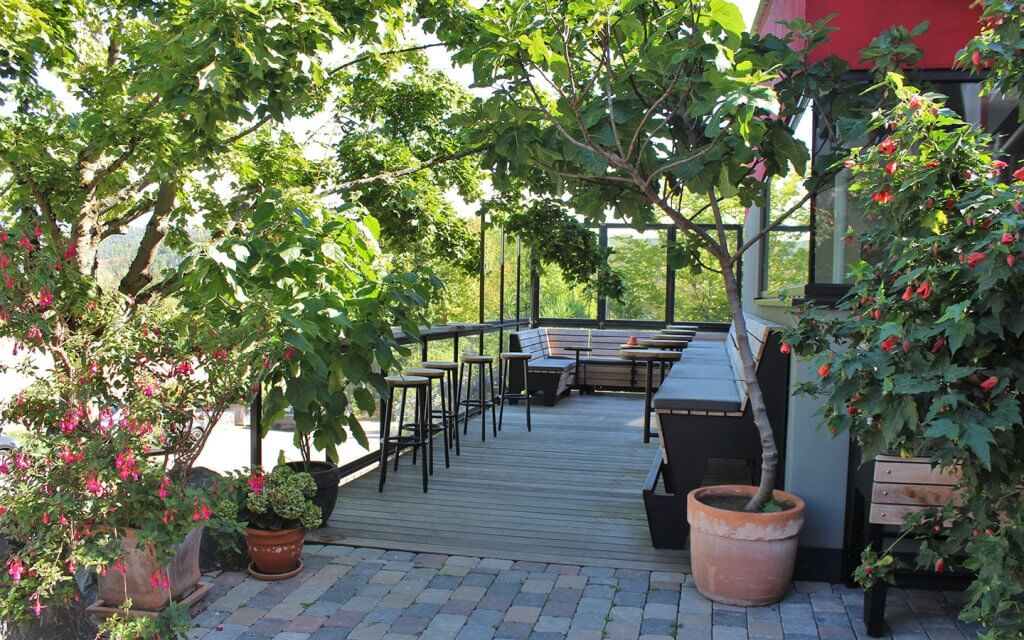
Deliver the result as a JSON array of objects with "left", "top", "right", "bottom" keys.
[{"left": 307, "top": 392, "right": 691, "bottom": 572}]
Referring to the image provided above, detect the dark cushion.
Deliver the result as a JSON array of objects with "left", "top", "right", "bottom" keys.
[
  {"left": 681, "top": 353, "right": 730, "bottom": 366},
  {"left": 527, "top": 357, "right": 577, "bottom": 372},
  {"left": 667, "top": 363, "right": 736, "bottom": 380},
  {"left": 652, "top": 377, "right": 742, "bottom": 413},
  {"left": 581, "top": 356, "right": 634, "bottom": 366}
]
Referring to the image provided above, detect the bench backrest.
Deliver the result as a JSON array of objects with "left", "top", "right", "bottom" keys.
[
  {"left": 726, "top": 314, "right": 776, "bottom": 412},
  {"left": 869, "top": 455, "right": 961, "bottom": 525},
  {"left": 510, "top": 328, "right": 660, "bottom": 359}
]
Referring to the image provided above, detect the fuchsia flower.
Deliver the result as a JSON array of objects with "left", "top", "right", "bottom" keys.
[
  {"left": 37, "top": 288, "right": 53, "bottom": 309},
  {"left": 283, "top": 346, "right": 296, "bottom": 361},
  {"left": 173, "top": 360, "right": 194, "bottom": 377},
  {"left": 114, "top": 449, "right": 138, "bottom": 481},
  {"left": 0, "top": 254, "right": 9, "bottom": 268},
  {"left": 31, "top": 595, "right": 43, "bottom": 617},
  {"left": 149, "top": 571, "right": 170, "bottom": 590},
  {"left": 17, "top": 236, "right": 32, "bottom": 251},
  {"left": 248, "top": 473, "right": 266, "bottom": 494},
  {"left": 33, "top": 226, "right": 41, "bottom": 239},
  {"left": 26, "top": 327, "right": 43, "bottom": 343},
  {"left": 157, "top": 476, "right": 172, "bottom": 500},
  {"left": 8, "top": 558, "right": 24, "bottom": 581},
  {"left": 13, "top": 452, "right": 31, "bottom": 470},
  {"left": 85, "top": 476, "right": 104, "bottom": 495},
  {"left": 62, "top": 245, "right": 76, "bottom": 261}
]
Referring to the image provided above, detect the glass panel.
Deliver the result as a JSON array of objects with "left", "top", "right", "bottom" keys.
[
  {"left": 538, "top": 263, "right": 596, "bottom": 319},
  {"left": 674, "top": 245, "right": 732, "bottom": 323},
  {"left": 607, "top": 229, "right": 667, "bottom": 321},
  {"left": 482, "top": 225, "right": 505, "bottom": 322},
  {"left": 765, "top": 230, "right": 810, "bottom": 293}
]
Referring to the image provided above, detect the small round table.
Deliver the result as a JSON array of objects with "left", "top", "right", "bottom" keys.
[
  {"left": 619, "top": 348, "right": 682, "bottom": 443},
  {"left": 637, "top": 337, "right": 690, "bottom": 350}
]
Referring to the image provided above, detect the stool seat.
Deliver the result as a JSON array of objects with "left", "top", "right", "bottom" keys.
[
  {"left": 461, "top": 354, "right": 493, "bottom": 364},
  {"left": 385, "top": 375, "right": 430, "bottom": 386},
  {"left": 500, "top": 352, "right": 533, "bottom": 360},
  {"left": 403, "top": 367, "right": 445, "bottom": 379},
  {"left": 422, "top": 361, "right": 458, "bottom": 371}
]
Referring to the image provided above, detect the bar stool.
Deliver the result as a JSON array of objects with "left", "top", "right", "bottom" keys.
[
  {"left": 403, "top": 367, "right": 451, "bottom": 471},
  {"left": 497, "top": 352, "right": 533, "bottom": 433},
  {"left": 422, "top": 361, "right": 460, "bottom": 456},
  {"left": 458, "top": 354, "right": 498, "bottom": 441},
  {"left": 378, "top": 375, "right": 431, "bottom": 493}
]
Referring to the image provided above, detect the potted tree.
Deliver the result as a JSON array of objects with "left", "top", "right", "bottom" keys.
[
  {"left": 431, "top": 0, "right": 890, "bottom": 604},
  {"left": 218, "top": 465, "right": 322, "bottom": 580}
]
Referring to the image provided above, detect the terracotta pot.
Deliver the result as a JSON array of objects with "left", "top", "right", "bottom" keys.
[
  {"left": 687, "top": 485, "right": 805, "bottom": 606},
  {"left": 96, "top": 526, "right": 203, "bottom": 611},
  {"left": 245, "top": 526, "right": 305, "bottom": 576},
  {"left": 284, "top": 461, "right": 341, "bottom": 526}
]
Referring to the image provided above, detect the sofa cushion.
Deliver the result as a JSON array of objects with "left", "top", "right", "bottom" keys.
[
  {"left": 667, "top": 363, "right": 736, "bottom": 380},
  {"left": 652, "top": 377, "right": 742, "bottom": 413},
  {"left": 581, "top": 356, "right": 634, "bottom": 366},
  {"left": 527, "top": 357, "right": 577, "bottom": 372}
]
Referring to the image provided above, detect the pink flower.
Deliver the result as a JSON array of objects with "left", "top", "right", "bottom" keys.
[
  {"left": 26, "top": 326, "right": 43, "bottom": 343},
  {"left": 157, "top": 476, "right": 172, "bottom": 500},
  {"left": 13, "top": 452, "right": 30, "bottom": 470},
  {"left": 980, "top": 376, "right": 999, "bottom": 392},
  {"left": 1014, "top": 167, "right": 1024, "bottom": 181},
  {"left": 248, "top": 474, "right": 266, "bottom": 495},
  {"left": 885, "top": 160, "right": 898, "bottom": 175},
  {"left": 62, "top": 245, "right": 76, "bottom": 261},
  {"left": 1001, "top": 232, "right": 1014, "bottom": 245},
  {"left": 31, "top": 595, "right": 43, "bottom": 617},
  {"left": 0, "top": 254, "right": 9, "bottom": 268},
  {"left": 32, "top": 226, "right": 41, "bottom": 239},
  {"left": 149, "top": 571, "right": 170, "bottom": 590},
  {"left": 37, "top": 288, "right": 53, "bottom": 310},
  {"left": 8, "top": 558, "right": 24, "bottom": 581},
  {"left": 85, "top": 476, "right": 103, "bottom": 495},
  {"left": 283, "top": 346, "right": 296, "bottom": 361},
  {"left": 17, "top": 236, "right": 32, "bottom": 251}
]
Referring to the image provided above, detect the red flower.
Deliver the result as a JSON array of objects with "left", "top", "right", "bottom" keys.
[
  {"left": 37, "top": 288, "right": 53, "bottom": 309},
  {"left": 7, "top": 558, "right": 24, "bottom": 582},
  {"left": 980, "top": 376, "right": 999, "bottom": 392},
  {"left": 901, "top": 286, "right": 913, "bottom": 301},
  {"left": 248, "top": 473, "right": 266, "bottom": 494},
  {"left": 1009, "top": 255, "right": 1016, "bottom": 267},
  {"left": 847, "top": 405, "right": 857, "bottom": 416},
  {"left": 936, "top": 558, "right": 945, "bottom": 572},
  {"left": 85, "top": 476, "right": 103, "bottom": 495},
  {"left": 877, "top": 137, "right": 897, "bottom": 155},
  {"left": 843, "top": 159, "right": 856, "bottom": 169},
  {"left": 283, "top": 346, "right": 296, "bottom": 361},
  {"left": 1001, "top": 232, "right": 1014, "bottom": 245},
  {"left": 872, "top": 188, "right": 893, "bottom": 204},
  {"left": 929, "top": 337, "right": 944, "bottom": 354},
  {"left": 991, "top": 160, "right": 1008, "bottom": 172},
  {"left": 908, "top": 95, "right": 922, "bottom": 109},
  {"left": 972, "top": 50, "right": 993, "bottom": 69},
  {"left": 1014, "top": 167, "right": 1024, "bottom": 181},
  {"left": 818, "top": 363, "right": 831, "bottom": 377},
  {"left": 881, "top": 336, "right": 900, "bottom": 353},
  {"left": 871, "top": 308, "right": 882, "bottom": 321},
  {"left": 966, "top": 252, "right": 987, "bottom": 268},
  {"left": 17, "top": 236, "right": 32, "bottom": 251},
  {"left": 885, "top": 160, "right": 898, "bottom": 175},
  {"left": 924, "top": 161, "right": 940, "bottom": 169},
  {"left": 916, "top": 281, "right": 931, "bottom": 299}
]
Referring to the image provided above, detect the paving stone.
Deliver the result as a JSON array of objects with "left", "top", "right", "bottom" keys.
[
  {"left": 604, "top": 620, "right": 642, "bottom": 639},
  {"left": 456, "top": 623, "right": 496, "bottom": 640},
  {"left": 284, "top": 616, "right": 326, "bottom": 634},
  {"left": 194, "top": 610, "right": 230, "bottom": 628},
  {"left": 613, "top": 590, "right": 647, "bottom": 608},
  {"left": 404, "top": 602, "right": 443, "bottom": 618},
  {"left": 494, "top": 621, "right": 533, "bottom": 639},
  {"left": 469, "top": 608, "right": 506, "bottom": 625},
  {"left": 531, "top": 633, "right": 570, "bottom": 640},
  {"left": 512, "top": 592, "right": 548, "bottom": 607},
  {"left": 463, "top": 572, "right": 498, "bottom": 588},
  {"left": 326, "top": 610, "right": 368, "bottom": 628},
  {"left": 747, "top": 617, "right": 783, "bottom": 638},
  {"left": 521, "top": 578, "right": 555, "bottom": 594},
  {"left": 642, "top": 602, "right": 677, "bottom": 620},
  {"left": 478, "top": 594, "right": 515, "bottom": 611},
  {"left": 429, "top": 613, "right": 469, "bottom": 631},
  {"left": 566, "top": 631, "right": 603, "bottom": 640},
  {"left": 535, "top": 615, "right": 572, "bottom": 633},
  {"left": 639, "top": 618, "right": 675, "bottom": 636},
  {"left": 618, "top": 578, "right": 650, "bottom": 593},
  {"left": 714, "top": 609, "right": 747, "bottom": 628},
  {"left": 390, "top": 616, "right": 430, "bottom": 635},
  {"left": 441, "top": 599, "right": 479, "bottom": 615},
  {"left": 511, "top": 561, "right": 547, "bottom": 573},
  {"left": 309, "top": 629, "right": 351, "bottom": 640},
  {"left": 495, "top": 570, "right": 530, "bottom": 584},
  {"left": 432, "top": 575, "right": 465, "bottom": 590},
  {"left": 476, "top": 558, "right": 514, "bottom": 572},
  {"left": 570, "top": 610, "right": 607, "bottom": 631},
  {"left": 226, "top": 607, "right": 268, "bottom": 625},
  {"left": 348, "top": 620, "right": 390, "bottom": 640},
  {"left": 203, "top": 625, "right": 248, "bottom": 640},
  {"left": 645, "top": 589, "right": 677, "bottom": 604},
  {"left": 576, "top": 597, "right": 613, "bottom": 615},
  {"left": 266, "top": 603, "right": 307, "bottom": 620},
  {"left": 303, "top": 601, "right": 342, "bottom": 617},
  {"left": 363, "top": 607, "right": 404, "bottom": 624},
  {"left": 371, "top": 570, "right": 407, "bottom": 585},
  {"left": 504, "top": 605, "right": 541, "bottom": 624},
  {"left": 248, "top": 619, "right": 288, "bottom": 636},
  {"left": 713, "top": 625, "right": 749, "bottom": 640},
  {"left": 541, "top": 599, "right": 579, "bottom": 617},
  {"left": 272, "top": 633, "right": 312, "bottom": 640}
]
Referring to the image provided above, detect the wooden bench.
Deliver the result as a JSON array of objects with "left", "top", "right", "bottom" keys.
[
  {"left": 862, "top": 455, "right": 961, "bottom": 636},
  {"left": 643, "top": 314, "right": 790, "bottom": 548},
  {"left": 506, "top": 328, "right": 672, "bottom": 405}
]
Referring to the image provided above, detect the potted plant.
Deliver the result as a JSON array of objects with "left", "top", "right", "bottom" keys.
[
  {"left": 282, "top": 438, "right": 342, "bottom": 527},
  {"left": 437, "top": 0, "right": 904, "bottom": 605},
  {"left": 218, "top": 465, "right": 321, "bottom": 580}
]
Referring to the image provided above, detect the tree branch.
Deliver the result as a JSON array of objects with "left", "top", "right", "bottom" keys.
[
  {"left": 119, "top": 179, "right": 177, "bottom": 297},
  {"left": 326, "top": 145, "right": 488, "bottom": 194}
]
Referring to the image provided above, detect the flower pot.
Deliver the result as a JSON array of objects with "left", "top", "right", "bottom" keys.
[
  {"left": 687, "top": 485, "right": 805, "bottom": 606},
  {"left": 284, "top": 461, "right": 341, "bottom": 526},
  {"left": 244, "top": 526, "right": 305, "bottom": 577},
  {"left": 96, "top": 526, "right": 204, "bottom": 611}
]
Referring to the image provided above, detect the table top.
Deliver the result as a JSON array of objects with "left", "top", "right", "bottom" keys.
[
  {"left": 637, "top": 338, "right": 689, "bottom": 347},
  {"left": 619, "top": 348, "right": 682, "bottom": 361},
  {"left": 564, "top": 346, "right": 593, "bottom": 352}
]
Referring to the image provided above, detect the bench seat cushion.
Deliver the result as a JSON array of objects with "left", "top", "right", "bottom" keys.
[
  {"left": 583, "top": 356, "right": 639, "bottom": 366},
  {"left": 667, "top": 363, "right": 736, "bottom": 380},
  {"left": 652, "top": 377, "right": 742, "bottom": 413},
  {"left": 527, "top": 357, "right": 577, "bottom": 372},
  {"left": 682, "top": 353, "right": 731, "bottom": 366}
]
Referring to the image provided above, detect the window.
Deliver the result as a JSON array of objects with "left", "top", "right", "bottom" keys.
[{"left": 607, "top": 229, "right": 667, "bottom": 321}]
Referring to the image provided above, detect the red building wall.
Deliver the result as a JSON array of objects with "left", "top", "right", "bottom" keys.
[{"left": 755, "top": 0, "right": 982, "bottom": 70}]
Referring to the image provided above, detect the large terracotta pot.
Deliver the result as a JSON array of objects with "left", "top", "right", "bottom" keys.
[
  {"left": 687, "top": 485, "right": 805, "bottom": 606},
  {"left": 245, "top": 527, "right": 305, "bottom": 575},
  {"left": 96, "top": 526, "right": 203, "bottom": 611},
  {"left": 284, "top": 461, "right": 341, "bottom": 526}
]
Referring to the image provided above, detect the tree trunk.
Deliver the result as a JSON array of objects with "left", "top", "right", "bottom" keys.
[
  {"left": 119, "top": 179, "right": 177, "bottom": 297},
  {"left": 719, "top": 260, "right": 779, "bottom": 511}
]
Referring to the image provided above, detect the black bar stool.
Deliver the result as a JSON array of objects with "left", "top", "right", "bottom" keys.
[
  {"left": 497, "top": 352, "right": 533, "bottom": 433},
  {"left": 378, "top": 375, "right": 431, "bottom": 493},
  {"left": 422, "top": 360, "right": 461, "bottom": 455},
  {"left": 403, "top": 367, "right": 451, "bottom": 471},
  {"left": 458, "top": 354, "right": 498, "bottom": 441}
]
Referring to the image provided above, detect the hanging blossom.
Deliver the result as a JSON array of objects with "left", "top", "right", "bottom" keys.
[
  {"left": 37, "top": 287, "right": 53, "bottom": 310},
  {"left": 85, "top": 476, "right": 104, "bottom": 495},
  {"left": 149, "top": 571, "right": 170, "bottom": 590},
  {"left": 157, "top": 476, "right": 173, "bottom": 500},
  {"left": 8, "top": 558, "right": 25, "bottom": 581},
  {"left": 114, "top": 449, "right": 139, "bottom": 481}
]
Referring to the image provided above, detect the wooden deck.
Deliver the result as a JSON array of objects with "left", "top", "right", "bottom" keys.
[{"left": 308, "top": 392, "right": 692, "bottom": 572}]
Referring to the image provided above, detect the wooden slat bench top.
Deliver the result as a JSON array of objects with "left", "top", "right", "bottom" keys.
[{"left": 869, "top": 455, "right": 960, "bottom": 525}]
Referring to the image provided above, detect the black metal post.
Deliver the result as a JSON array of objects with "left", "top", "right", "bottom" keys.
[
  {"left": 249, "top": 389, "right": 263, "bottom": 469},
  {"left": 529, "top": 248, "right": 540, "bottom": 328},
  {"left": 666, "top": 227, "right": 677, "bottom": 324},
  {"left": 596, "top": 225, "right": 608, "bottom": 327},
  {"left": 515, "top": 237, "right": 522, "bottom": 326},
  {"left": 479, "top": 211, "right": 486, "bottom": 353},
  {"left": 498, "top": 228, "right": 506, "bottom": 351}
]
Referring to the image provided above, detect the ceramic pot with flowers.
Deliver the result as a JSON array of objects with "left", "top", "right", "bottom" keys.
[{"left": 218, "top": 465, "right": 322, "bottom": 580}]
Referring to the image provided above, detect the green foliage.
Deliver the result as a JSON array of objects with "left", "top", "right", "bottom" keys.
[
  {"left": 219, "top": 466, "right": 322, "bottom": 532},
  {"left": 785, "top": 83, "right": 1024, "bottom": 637},
  {"left": 960, "top": 1, "right": 1024, "bottom": 121}
]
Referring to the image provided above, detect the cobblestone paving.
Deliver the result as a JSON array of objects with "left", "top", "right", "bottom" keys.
[{"left": 189, "top": 545, "right": 979, "bottom": 640}]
